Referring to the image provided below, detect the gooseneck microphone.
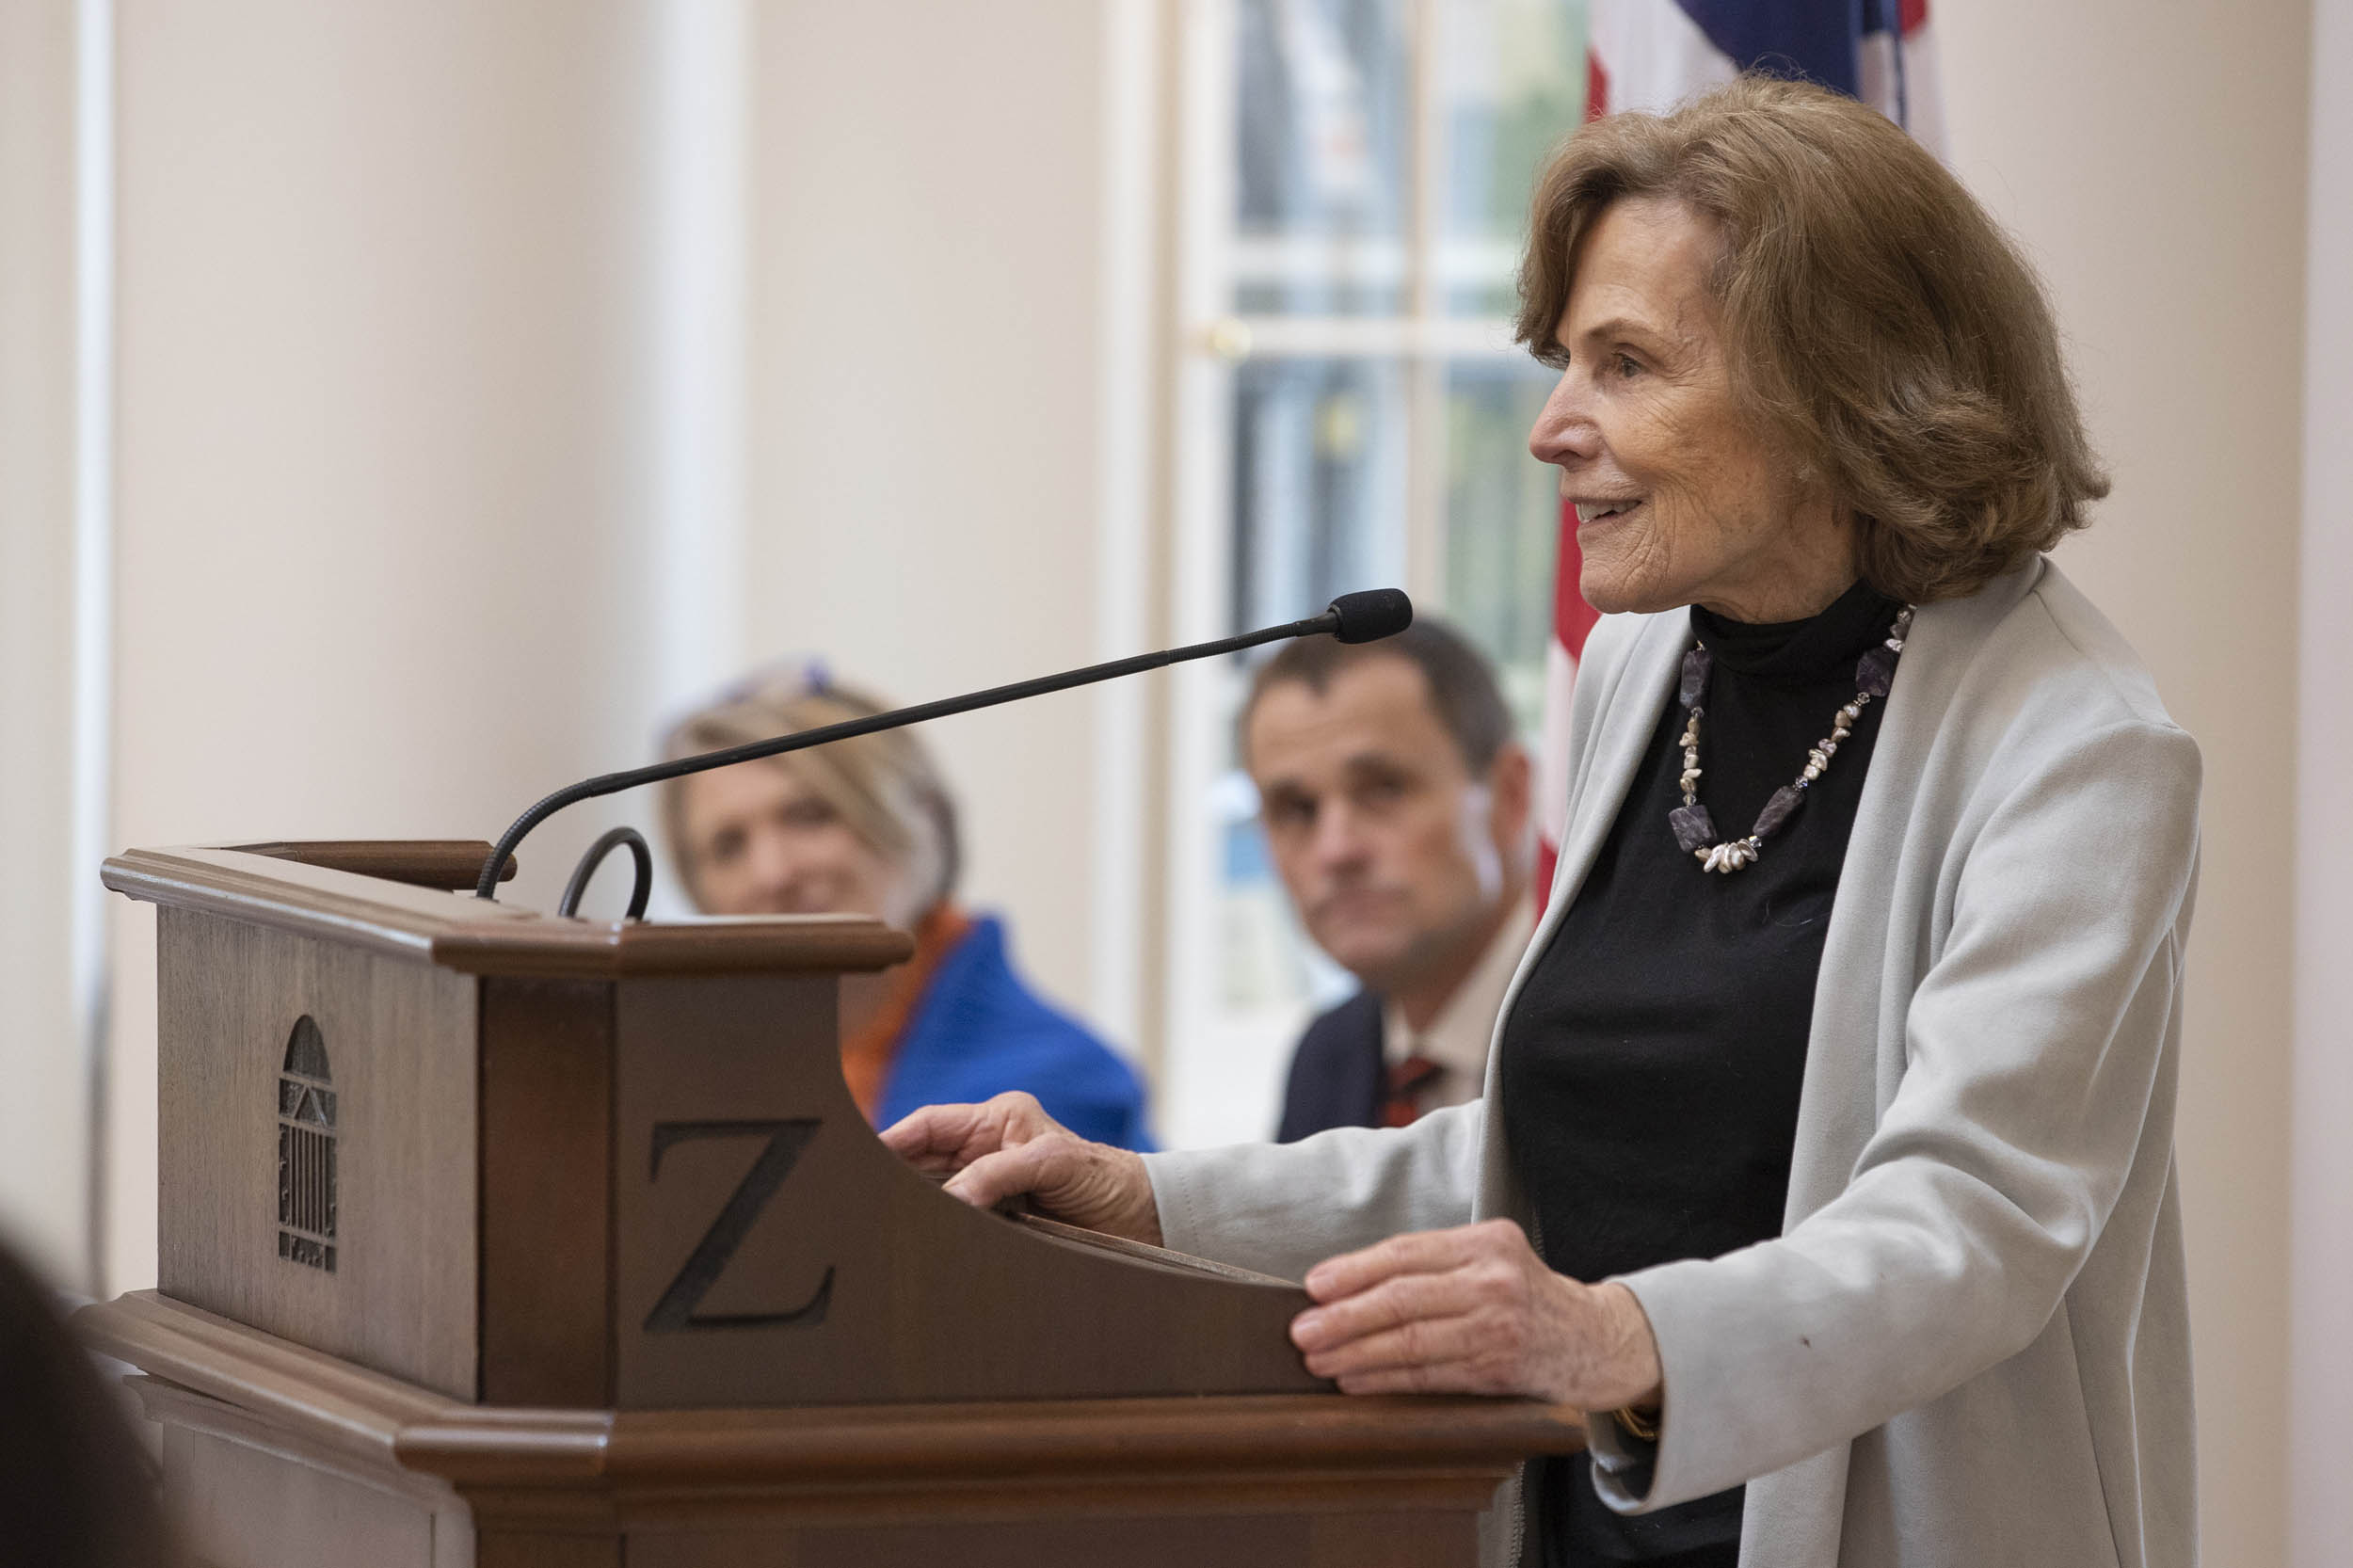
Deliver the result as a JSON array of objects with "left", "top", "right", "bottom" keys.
[{"left": 472, "top": 587, "right": 1413, "bottom": 901}]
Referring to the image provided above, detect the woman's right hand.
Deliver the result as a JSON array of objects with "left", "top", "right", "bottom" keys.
[{"left": 878, "top": 1092, "right": 1162, "bottom": 1246}]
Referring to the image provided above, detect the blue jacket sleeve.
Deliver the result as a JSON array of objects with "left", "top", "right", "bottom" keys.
[{"left": 876, "top": 916, "right": 1156, "bottom": 1151}]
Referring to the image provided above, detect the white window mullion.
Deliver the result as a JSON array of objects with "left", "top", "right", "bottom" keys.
[
  {"left": 1163, "top": 0, "right": 1261, "bottom": 1147},
  {"left": 1401, "top": 0, "right": 1450, "bottom": 612}
]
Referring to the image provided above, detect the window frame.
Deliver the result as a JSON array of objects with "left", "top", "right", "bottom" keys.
[{"left": 1154, "top": 0, "right": 1566, "bottom": 1149}]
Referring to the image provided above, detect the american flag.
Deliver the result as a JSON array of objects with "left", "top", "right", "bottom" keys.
[{"left": 1535, "top": 0, "right": 1945, "bottom": 904}]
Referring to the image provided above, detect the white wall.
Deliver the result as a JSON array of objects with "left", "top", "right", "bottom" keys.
[
  {"left": 741, "top": 0, "right": 1129, "bottom": 1052},
  {"left": 1937, "top": 2, "right": 2309, "bottom": 1561},
  {"left": 102, "top": 0, "right": 681, "bottom": 1292},
  {"left": 81, "top": 0, "right": 1144, "bottom": 1297},
  {"left": 0, "top": 0, "right": 88, "bottom": 1288},
  {"left": 2292, "top": 1, "right": 2351, "bottom": 1561}
]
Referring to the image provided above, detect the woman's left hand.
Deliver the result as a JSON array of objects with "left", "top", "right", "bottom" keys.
[{"left": 1289, "top": 1218, "right": 1664, "bottom": 1410}]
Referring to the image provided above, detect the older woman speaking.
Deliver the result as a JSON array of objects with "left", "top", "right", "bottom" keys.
[{"left": 884, "top": 77, "right": 2199, "bottom": 1568}]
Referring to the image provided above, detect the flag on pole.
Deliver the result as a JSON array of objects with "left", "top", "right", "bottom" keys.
[
  {"left": 1587, "top": 0, "right": 1944, "bottom": 133},
  {"left": 1534, "top": 0, "right": 1944, "bottom": 905}
]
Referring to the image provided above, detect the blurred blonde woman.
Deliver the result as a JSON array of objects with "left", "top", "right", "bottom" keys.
[{"left": 661, "top": 664, "right": 1151, "bottom": 1150}]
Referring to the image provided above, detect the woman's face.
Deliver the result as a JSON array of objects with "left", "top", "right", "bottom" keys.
[
  {"left": 1527, "top": 196, "right": 1854, "bottom": 622},
  {"left": 677, "top": 760, "right": 916, "bottom": 924}
]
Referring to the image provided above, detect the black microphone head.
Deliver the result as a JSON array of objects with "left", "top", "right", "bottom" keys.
[{"left": 1326, "top": 588, "right": 1414, "bottom": 644}]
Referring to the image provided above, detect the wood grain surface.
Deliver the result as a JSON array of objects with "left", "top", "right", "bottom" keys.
[
  {"left": 229, "top": 840, "right": 518, "bottom": 890},
  {"left": 118, "top": 841, "right": 1536, "bottom": 1410},
  {"left": 102, "top": 841, "right": 1591, "bottom": 1567},
  {"left": 83, "top": 1289, "right": 1582, "bottom": 1486},
  {"left": 107, "top": 846, "right": 914, "bottom": 977},
  {"left": 479, "top": 977, "right": 616, "bottom": 1406},
  {"left": 157, "top": 907, "right": 481, "bottom": 1398},
  {"left": 608, "top": 975, "right": 1328, "bottom": 1406}
]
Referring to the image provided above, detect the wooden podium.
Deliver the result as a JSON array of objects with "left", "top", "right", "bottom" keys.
[{"left": 76, "top": 842, "right": 1580, "bottom": 1567}]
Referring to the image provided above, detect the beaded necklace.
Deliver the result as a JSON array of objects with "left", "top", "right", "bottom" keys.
[{"left": 1669, "top": 602, "right": 1914, "bottom": 874}]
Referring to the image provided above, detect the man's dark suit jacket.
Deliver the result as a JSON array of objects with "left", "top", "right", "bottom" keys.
[{"left": 1274, "top": 989, "right": 1385, "bottom": 1142}]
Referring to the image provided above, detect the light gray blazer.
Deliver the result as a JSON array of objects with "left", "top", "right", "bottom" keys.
[{"left": 1144, "top": 559, "right": 2201, "bottom": 1568}]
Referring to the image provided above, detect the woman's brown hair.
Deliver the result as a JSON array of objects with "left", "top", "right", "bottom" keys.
[{"left": 1516, "top": 75, "right": 2108, "bottom": 602}]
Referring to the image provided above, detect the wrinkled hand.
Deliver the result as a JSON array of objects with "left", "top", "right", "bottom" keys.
[
  {"left": 878, "top": 1092, "right": 1161, "bottom": 1245},
  {"left": 1289, "top": 1218, "right": 1662, "bottom": 1409}
]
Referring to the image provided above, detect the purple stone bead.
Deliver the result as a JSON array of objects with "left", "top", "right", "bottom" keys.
[
  {"left": 1678, "top": 648, "right": 1711, "bottom": 709},
  {"left": 1856, "top": 645, "right": 1897, "bottom": 697},
  {"left": 1752, "top": 784, "right": 1806, "bottom": 838},
  {"left": 1669, "top": 803, "right": 1717, "bottom": 854}
]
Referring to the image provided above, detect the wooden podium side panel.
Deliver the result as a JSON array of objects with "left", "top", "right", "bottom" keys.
[
  {"left": 479, "top": 977, "right": 616, "bottom": 1406},
  {"left": 157, "top": 907, "right": 480, "bottom": 1398},
  {"left": 609, "top": 976, "right": 1324, "bottom": 1407},
  {"left": 86, "top": 1290, "right": 1574, "bottom": 1568},
  {"left": 611, "top": 974, "right": 847, "bottom": 1407}
]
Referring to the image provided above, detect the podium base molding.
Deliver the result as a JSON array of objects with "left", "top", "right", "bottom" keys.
[{"left": 80, "top": 1290, "right": 1585, "bottom": 1568}]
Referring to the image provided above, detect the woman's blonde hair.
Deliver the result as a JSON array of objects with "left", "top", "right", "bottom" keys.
[
  {"left": 658, "top": 667, "right": 959, "bottom": 913},
  {"left": 1516, "top": 75, "right": 2108, "bottom": 602}
]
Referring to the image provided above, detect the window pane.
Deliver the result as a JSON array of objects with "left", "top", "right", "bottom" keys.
[
  {"left": 1230, "top": 357, "right": 1411, "bottom": 634},
  {"left": 1439, "top": 0, "right": 1589, "bottom": 316},
  {"left": 1213, "top": 728, "right": 1353, "bottom": 1016},
  {"left": 1234, "top": 0, "right": 1412, "bottom": 315},
  {"left": 1194, "top": 356, "right": 1412, "bottom": 1111},
  {"left": 1444, "top": 358, "right": 1561, "bottom": 735}
]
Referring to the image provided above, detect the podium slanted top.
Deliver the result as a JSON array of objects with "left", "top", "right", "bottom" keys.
[{"left": 101, "top": 842, "right": 914, "bottom": 979}]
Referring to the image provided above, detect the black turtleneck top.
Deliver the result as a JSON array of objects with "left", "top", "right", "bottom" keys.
[{"left": 1499, "top": 579, "right": 1904, "bottom": 1568}]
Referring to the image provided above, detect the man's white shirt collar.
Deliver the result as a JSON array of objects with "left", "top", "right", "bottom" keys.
[{"left": 1380, "top": 897, "right": 1539, "bottom": 1114}]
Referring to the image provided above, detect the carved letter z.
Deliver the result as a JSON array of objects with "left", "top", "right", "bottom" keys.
[{"left": 643, "top": 1119, "right": 836, "bottom": 1333}]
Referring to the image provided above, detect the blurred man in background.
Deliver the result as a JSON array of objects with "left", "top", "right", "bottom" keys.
[
  {"left": 661, "top": 664, "right": 1153, "bottom": 1150},
  {"left": 1241, "top": 620, "right": 1535, "bottom": 1141}
]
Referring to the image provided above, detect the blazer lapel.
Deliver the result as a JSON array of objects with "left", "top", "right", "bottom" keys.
[
  {"left": 1790, "top": 557, "right": 2046, "bottom": 1217},
  {"left": 1544, "top": 611, "right": 1689, "bottom": 930}
]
